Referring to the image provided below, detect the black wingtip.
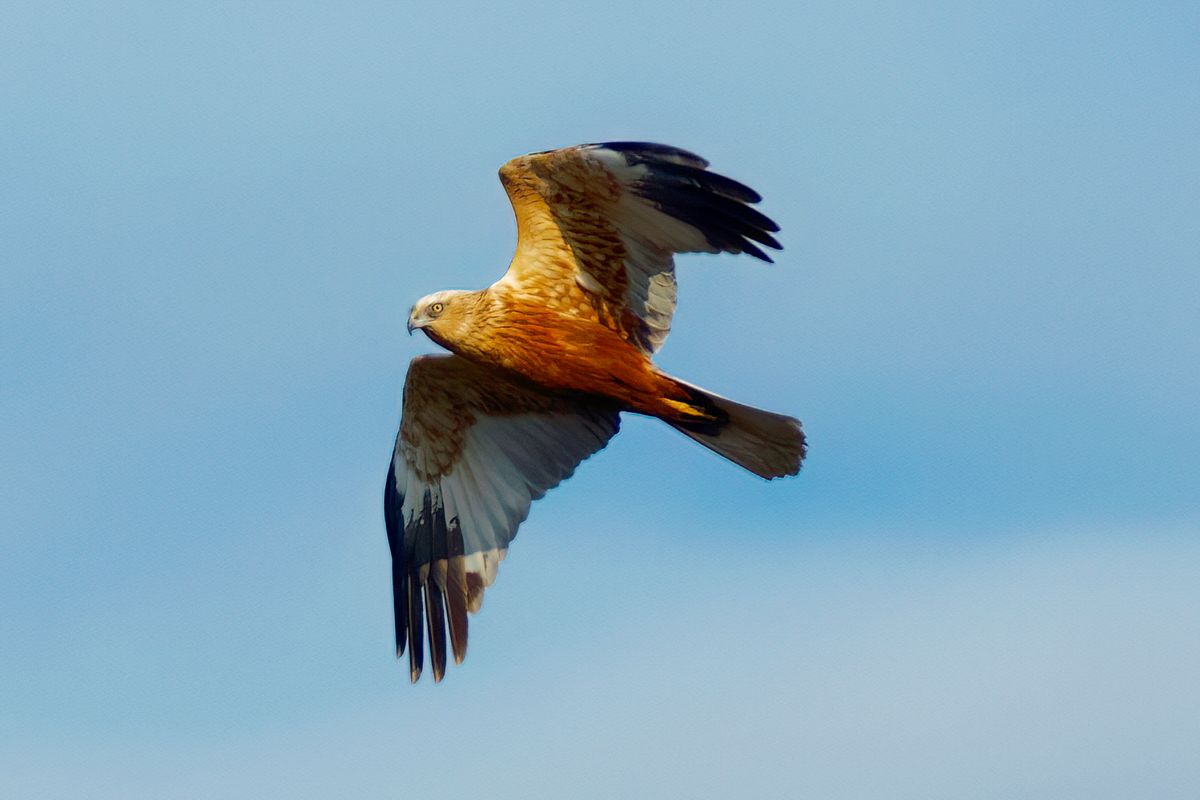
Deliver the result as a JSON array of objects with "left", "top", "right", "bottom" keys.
[
  {"left": 406, "top": 579, "right": 424, "bottom": 683},
  {"left": 740, "top": 240, "right": 772, "bottom": 262},
  {"left": 595, "top": 142, "right": 783, "bottom": 262},
  {"left": 385, "top": 461, "right": 411, "bottom": 662},
  {"left": 635, "top": 182, "right": 782, "bottom": 262},
  {"left": 638, "top": 159, "right": 764, "bottom": 204},
  {"left": 595, "top": 141, "right": 709, "bottom": 168},
  {"left": 425, "top": 581, "right": 448, "bottom": 683}
]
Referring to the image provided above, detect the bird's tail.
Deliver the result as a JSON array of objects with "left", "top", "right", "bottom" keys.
[{"left": 663, "top": 379, "right": 806, "bottom": 480}]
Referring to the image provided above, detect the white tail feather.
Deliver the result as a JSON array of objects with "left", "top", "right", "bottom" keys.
[{"left": 666, "top": 381, "right": 805, "bottom": 479}]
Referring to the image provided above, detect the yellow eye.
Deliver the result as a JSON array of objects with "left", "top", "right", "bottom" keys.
[{"left": 429, "top": 302, "right": 444, "bottom": 315}]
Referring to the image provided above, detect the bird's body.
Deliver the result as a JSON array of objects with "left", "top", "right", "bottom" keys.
[
  {"left": 388, "top": 142, "right": 805, "bottom": 681},
  {"left": 415, "top": 288, "right": 711, "bottom": 423}
]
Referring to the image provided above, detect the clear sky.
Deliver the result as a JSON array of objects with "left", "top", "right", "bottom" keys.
[{"left": 2, "top": 2, "right": 1198, "bottom": 798}]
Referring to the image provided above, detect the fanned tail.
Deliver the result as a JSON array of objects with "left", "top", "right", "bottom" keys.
[{"left": 665, "top": 379, "right": 805, "bottom": 479}]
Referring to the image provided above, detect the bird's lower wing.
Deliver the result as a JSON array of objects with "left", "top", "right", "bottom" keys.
[{"left": 385, "top": 355, "right": 619, "bottom": 682}]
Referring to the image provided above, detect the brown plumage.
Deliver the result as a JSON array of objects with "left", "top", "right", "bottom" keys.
[{"left": 387, "top": 142, "right": 805, "bottom": 682}]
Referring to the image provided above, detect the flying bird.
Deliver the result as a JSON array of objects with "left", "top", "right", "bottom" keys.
[{"left": 386, "top": 142, "right": 805, "bottom": 682}]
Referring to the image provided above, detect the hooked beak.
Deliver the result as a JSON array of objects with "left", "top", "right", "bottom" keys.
[{"left": 407, "top": 306, "right": 418, "bottom": 335}]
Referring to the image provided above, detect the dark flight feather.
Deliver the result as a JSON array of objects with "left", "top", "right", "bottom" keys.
[{"left": 594, "top": 144, "right": 783, "bottom": 263}]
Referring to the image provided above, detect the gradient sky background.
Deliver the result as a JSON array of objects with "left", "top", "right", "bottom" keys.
[{"left": 2, "top": 2, "right": 1198, "bottom": 798}]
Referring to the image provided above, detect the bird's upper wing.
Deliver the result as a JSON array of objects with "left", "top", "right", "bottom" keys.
[
  {"left": 385, "top": 354, "right": 619, "bottom": 683},
  {"left": 495, "top": 142, "right": 781, "bottom": 354}
]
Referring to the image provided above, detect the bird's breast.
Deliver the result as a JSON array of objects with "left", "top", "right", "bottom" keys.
[{"left": 452, "top": 303, "right": 692, "bottom": 419}]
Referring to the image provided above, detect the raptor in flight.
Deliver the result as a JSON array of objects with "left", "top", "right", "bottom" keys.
[{"left": 386, "top": 142, "right": 805, "bottom": 682}]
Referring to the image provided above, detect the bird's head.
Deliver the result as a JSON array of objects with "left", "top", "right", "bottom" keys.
[{"left": 408, "top": 289, "right": 478, "bottom": 348}]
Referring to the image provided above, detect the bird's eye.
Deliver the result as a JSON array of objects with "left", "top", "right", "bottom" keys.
[{"left": 429, "top": 302, "right": 444, "bottom": 315}]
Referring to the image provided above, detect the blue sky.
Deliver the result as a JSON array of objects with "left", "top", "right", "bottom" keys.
[{"left": 2, "top": 2, "right": 1198, "bottom": 797}]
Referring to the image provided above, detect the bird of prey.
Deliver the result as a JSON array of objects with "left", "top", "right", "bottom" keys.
[{"left": 386, "top": 142, "right": 805, "bottom": 682}]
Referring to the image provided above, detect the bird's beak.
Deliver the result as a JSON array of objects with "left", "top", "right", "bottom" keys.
[{"left": 407, "top": 307, "right": 418, "bottom": 335}]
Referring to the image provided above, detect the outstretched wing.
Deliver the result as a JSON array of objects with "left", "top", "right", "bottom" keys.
[
  {"left": 384, "top": 355, "right": 619, "bottom": 682},
  {"left": 495, "top": 141, "right": 781, "bottom": 354}
]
